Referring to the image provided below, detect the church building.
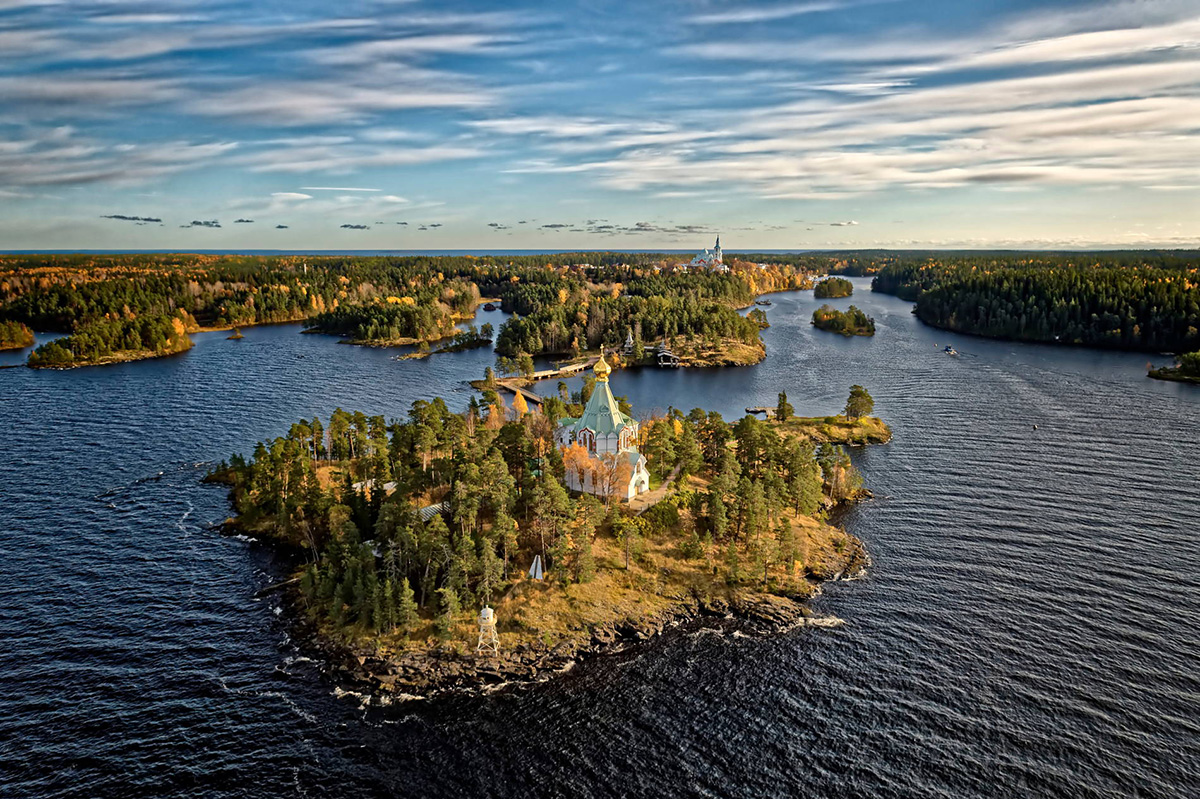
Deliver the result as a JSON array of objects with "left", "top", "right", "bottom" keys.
[
  {"left": 688, "top": 235, "right": 726, "bottom": 271},
  {"left": 555, "top": 355, "right": 651, "bottom": 500}
]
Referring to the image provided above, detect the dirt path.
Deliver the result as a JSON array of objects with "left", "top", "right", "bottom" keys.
[{"left": 630, "top": 464, "right": 683, "bottom": 516}]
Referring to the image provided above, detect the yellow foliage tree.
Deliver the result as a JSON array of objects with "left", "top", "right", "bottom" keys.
[{"left": 512, "top": 391, "right": 529, "bottom": 418}]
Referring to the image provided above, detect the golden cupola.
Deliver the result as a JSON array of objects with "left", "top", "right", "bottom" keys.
[{"left": 594, "top": 353, "right": 612, "bottom": 383}]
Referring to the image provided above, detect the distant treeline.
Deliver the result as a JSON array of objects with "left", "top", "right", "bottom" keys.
[
  {"left": 857, "top": 252, "right": 1200, "bottom": 352},
  {"left": 0, "top": 253, "right": 817, "bottom": 366}
]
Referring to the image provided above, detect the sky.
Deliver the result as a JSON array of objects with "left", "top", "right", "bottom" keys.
[{"left": 1, "top": 0, "right": 1198, "bottom": 251}]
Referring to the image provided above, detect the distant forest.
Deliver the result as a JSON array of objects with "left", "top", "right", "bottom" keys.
[
  {"left": 838, "top": 251, "right": 1199, "bottom": 352},
  {"left": 0, "top": 252, "right": 812, "bottom": 366},
  {"left": 5, "top": 250, "right": 1197, "bottom": 364}
]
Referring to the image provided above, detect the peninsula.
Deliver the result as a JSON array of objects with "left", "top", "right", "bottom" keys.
[
  {"left": 1149, "top": 351, "right": 1200, "bottom": 384},
  {"left": 210, "top": 362, "right": 885, "bottom": 698}
]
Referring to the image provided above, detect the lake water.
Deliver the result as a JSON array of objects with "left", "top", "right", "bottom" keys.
[{"left": 2, "top": 280, "right": 1197, "bottom": 797}]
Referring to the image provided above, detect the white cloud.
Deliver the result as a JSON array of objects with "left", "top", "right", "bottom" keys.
[
  {"left": 687, "top": 2, "right": 852, "bottom": 25},
  {"left": 242, "top": 143, "right": 481, "bottom": 174}
]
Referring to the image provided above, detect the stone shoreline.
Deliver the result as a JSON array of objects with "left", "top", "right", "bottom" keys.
[{"left": 288, "top": 538, "right": 869, "bottom": 703}]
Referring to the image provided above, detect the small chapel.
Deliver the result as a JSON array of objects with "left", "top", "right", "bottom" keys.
[{"left": 555, "top": 354, "right": 651, "bottom": 501}]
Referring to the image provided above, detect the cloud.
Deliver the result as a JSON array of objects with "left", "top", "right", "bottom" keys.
[
  {"left": 181, "top": 219, "right": 220, "bottom": 228},
  {"left": 102, "top": 214, "right": 161, "bottom": 223},
  {"left": 241, "top": 142, "right": 481, "bottom": 174},
  {"left": 189, "top": 76, "right": 494, "bottom": 125},
  {"left": 234, "top": 218, "right": 254, "bottom": 223},
  {"left": 300, "top": 186, "right": 380, "bottom": 192},
  {"left": 0, "top": 131, "right": 239, "bottom": 189},
  {"left": 309, "top": 33, "right": 519, "bottom": 67},
  {"left": 275, "top": 224, "right": 288, "bottom": 229},
  {"left": 270, "top": 192, "right": 312, "bottom": 200},
  {"left": 340, "top": 223, "right": 369, "bottom": 229},
  {"left": 687, "top": 2, "right": 856, "bottom": 25},
  {"left": 830, "top": 220, "right": 859, "bottom": 226}
]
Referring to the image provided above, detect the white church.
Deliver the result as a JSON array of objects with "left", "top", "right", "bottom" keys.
[
  {"left": 555, "top": 355, "right": 651, "bottom": 501},
  {"left": 688, "top": 235, "right": 727, "bottom": 271}
]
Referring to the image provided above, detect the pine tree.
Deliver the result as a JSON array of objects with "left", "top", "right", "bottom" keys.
[
  {"left": 776, "top": 391, "right": 794, "bottom": 422},
  {"left": 382, "top": 579, "right": 397, "bottom": 632},
  {"left": 844, "top": 385, "right": 874, "bottom": 420},
  {"left": 571, "top": 527, "right": 596, "bottom": 583},
  {"left": 724, "top": 540, "right": 741, "bottom": 584},
  {"left": 708, "top": 492, "right": 728, "bottom": 540},
  {"left": 397, "top": 578, "right": 417, "bottom": 634},
  {"left": 478, "top": 543, "right": 504, "bottom": 605},
  {"left": 434, "top": 586, "right": 460, "bottom": 639}
]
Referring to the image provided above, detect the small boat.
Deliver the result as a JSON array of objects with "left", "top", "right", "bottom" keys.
[
  {"left": 943, "top": 345, "right": 958, "bottom": 356},
  {"left": 755, "top": 299, "right": 772, "bottom": 306}
]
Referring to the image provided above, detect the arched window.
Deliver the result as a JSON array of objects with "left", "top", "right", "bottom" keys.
[{"left": 579, "top": 429, "right": 594, "bottom": 452}]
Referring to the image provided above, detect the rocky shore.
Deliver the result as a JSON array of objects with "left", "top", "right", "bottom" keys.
[{"left": 288, "top": 538, "right": 868, "bottom": 703}]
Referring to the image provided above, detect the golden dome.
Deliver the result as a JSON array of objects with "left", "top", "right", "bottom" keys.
[{"left": 594, "top": 353, "right": 612, "bottom": 382}]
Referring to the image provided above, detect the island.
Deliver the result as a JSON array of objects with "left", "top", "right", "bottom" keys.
[
  {"left": 1149, "top": 351, "right": 1200, "bottom": 384},
  {"left": 209, "top": 361, "right": 886, "bottom": 699},
  {"left": 814, "top": 277, "right": 854, "bottom": 299},
  {"left": 812, "top": 304, "right": 876, "bottom": 336},
  {"left": 0, "top": 320, "right": 34, "bottom": 350}
]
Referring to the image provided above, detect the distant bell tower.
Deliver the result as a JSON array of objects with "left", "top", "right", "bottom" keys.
[{"left": 714, "top": 235, "right": 722, "bottom": 263}]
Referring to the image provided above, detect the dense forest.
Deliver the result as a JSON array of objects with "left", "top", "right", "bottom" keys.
[
  {"left": 0, "top": 319, "right": 34, "bottom": 350},
  {"left": 0, "top": 253, "right": 814, "bottom": 367},
  {"left": 303, "top": 280, "right": 481, "bottom": 343},
  {"left": 211, "top": 393, "right": 866, "bottom": 643},
  {"left": 812, "top": 305, "right": 876, "bottom": 337},
  {"left": 27, "top": 312, "right": 195, "bottom": 367},
  {"left": 494, "top": 266, "right": 809, "bottom": 357},
  {"left": 813, "top": 277, "right": 854, "bottom": 299},
  {"left": 866, "top": 254, "right": 1200, "bottom": 351}
]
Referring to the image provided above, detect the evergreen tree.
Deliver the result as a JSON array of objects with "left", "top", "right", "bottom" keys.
[
  {"left": 844, "top": 385, "right": 874, "bottom": 420},
  {"left": 397, "top": 578, "right": 418, "bottom": 634},
  {"left": 434, "top": 586, "right": 460, "bottom": 639},
  {"left": 776, "top": 391, "right": 794, "bottom": 422},
  {"left": 478, "top": 544, "right": 504, "bottom": 605}
]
